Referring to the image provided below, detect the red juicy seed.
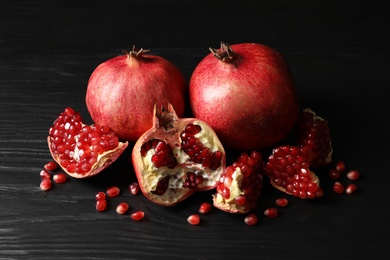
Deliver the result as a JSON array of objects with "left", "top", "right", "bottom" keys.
[
  {"left": 275, "top": 198, "right": 288, "bottom": 207},
  {"left": 40, "top": 169, "right": 51, "bottom": 179},
  {"left": 333, "top": 182, "right": 345, "bottom": 194},
  {"left": 199, "top": 202, "right": 212, "bottom": 214},
  {"left": 129, "top": 182, "right": 140, "bottom": 195},
  {"left": 96, "top": 200, "right": 107, "bottom": 212},
  {"left": 244, "top": 213, "right": 258, "bottom": 226},
  {"left": 347, "top": 170, "right": 360, "bottom": 180},
  {"left": 148, "top": 140, "right": 177, "bottom": 169},
  {"left": 185, "top": 124, "right": 202, "bottom": 135},
  {"left": 264, "top": 208, "right": 278, "bottom": 218},
  {"left": 235, "top": 195, "right": 247, "bottom": 206},
  {"left": 106, "top": 186, "right": 120, "bottom": 197},
  {"left": 183, "top": 172, "right": 203, "bottom": 189},
  {"left": 335, "top": 161, "right": 346, "bottom": 172},
  {"left": 44, "top": 161, "right": 58, "bottom": 171},
  {"left": 40, "top": 178, "right": 52, "bottom": 191},
  {"left": 329, "top": 169, "right": 341, "bottom": 180},
  {"left": 116, "top": 202, "right": 130, "bottom": 214},
  {"left": 187, "top": 214, "right": 200, "bottom": 225},
  {"left": 345, "top": 183, "right": 357, "bottom": 194},
  {"left": 131, "top": 211, "right": 145, "bottom": 221},
  {"left": 53, "top": 173, "right": 67, "bottom": 183},
  {"left": 95, "top": 191, "right": 106, "bottom": 201}
]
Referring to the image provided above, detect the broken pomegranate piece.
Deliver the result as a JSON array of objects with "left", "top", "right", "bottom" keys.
[
  {"left": 47, "top": 107, "right": 128, "bottom": 178},
  {"left": 213, "top": 151, "right": 264, "bottom": 214}
]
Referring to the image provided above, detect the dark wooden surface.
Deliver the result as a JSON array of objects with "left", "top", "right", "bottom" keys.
[{"left": 1, "top": 0, "right": 389, "bottom": 259}]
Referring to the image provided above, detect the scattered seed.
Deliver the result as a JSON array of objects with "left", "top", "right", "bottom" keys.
[
  {"left": 346, "top": 170, "right": 360, "bottom": 180},
  {"left": 96, "top": 199, "right": 107, "bottom": 212},
  {"left": 44, "top": 161, "right": 58, "bottom": 171},
  {"left": 95, "top": 191, "right": 106, "bottom": 201},
  {"left": 275, "top": 198, "right": 288, "bottom": 207},
  {"left": 198, "top": 202, "right": 212, "bottom": 214},
  {"left": 328, "top": 169, "right": 341, "bottom": 180},
  {"left": 116, "top": 202, "right": 129, "bottom": 214},
  {"left": 264, "top": 208, "right": 278, "bottom": 218},
  {"left": 333, "top": 181, "right": 345, "bottom": 194},
  {"left": 244, "top": 213, "right": 258, "bottom": 226},
  {"left": 129, "top": 182, "right": 140, "bottom": 195},
  {"left": 40, "top": 169, "right": 51, "bottom": 179},
  {"left": 53, "top": 173, "right": 67, "bottom": 183},
  {"left": 335, "top": 161, "right": 346, "bottom": 172},
  {"left": 345, "top": 183, "right": 357, "bottom": 194},
  {"left": 131, "top": 211, "right": 145, "bottom": 221},
  {"left": 187, "top": 214, "right": 200, "bottom": 225},
  {"left": 106, "top": 186, "right": 120, "bottom": 197},
  {"left": 40, "top": 178, "right": 52, "bottom": 191}
]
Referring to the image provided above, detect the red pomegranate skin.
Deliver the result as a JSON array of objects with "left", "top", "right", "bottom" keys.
[
  {"left": 189, "top": 42, "right": 300, "bottom": 151},
  {"left": 86, "top": 51, "right": 187, "bottom": 143}
]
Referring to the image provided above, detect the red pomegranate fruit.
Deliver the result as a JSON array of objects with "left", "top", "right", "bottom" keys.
[
  {"left": 265, "top": 145, "right": 323, "bottom": 199},
  {"left": 48, "top": 107, "right": 128, "bottom": 178},
  {"left": 292, "top": 108, "right": 332, "bottom": 167},
  {"left": 189, "top": 41, "right": 300, "bottom": 151},
  {"left": 131, "top": 103, "right": 226, "bottom": 206},
  {"left": 86, "top": 46, "right": 187, "bottom": 143},
  {"left": 213, "top": 151, "right": 264, "bottom": 214}
]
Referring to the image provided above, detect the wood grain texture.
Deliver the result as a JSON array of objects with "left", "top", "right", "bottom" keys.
[{"left": 1, "top": 0, "right": 389, "bottom": 259}]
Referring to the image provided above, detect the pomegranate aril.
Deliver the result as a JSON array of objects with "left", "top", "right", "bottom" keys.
[
  {"left": 187, "top": 214, "right": 200, "bottom": 225},
  {"left": 346, "top": 170, "right": 360, "bottom": 180},
  {"left": 345, "top": 183, "right": 357, "bottom": 194},
  {"left": 264, "top": 208, "right": 278, "bottom": 218},
  {"left": 335, "top": 161, "right": 346, "bottom": 172},
  {"left": 333, "top": 181, "right": 344, "bottom": 194},
  {"left": 40, "top": 169, "right": 51, "bottom": 179},
  {"left": 53, "top": 173, "right": 67, "bottom": 183},
  {"left": 44, "top": 161, "right": 58, "bottom": 171},
  {"left": 106, "top": 186, "right": 120, "bottom": 197},
  {"left": 96, "top": 199, "right": 107, "bottom": 212},
  {"left": 275, "top": 198, "right": 288, "bottom": 207},
  {"left": 328, "top": 169, "right": 341, "bottom": 180},
  {"left": 116, "top": 202, "right": 129, "bottom": 214},
  {"left": 40, "top": 178, "right": 52, "bottom": 191},
  {"left": 131, "top": 211, "right": 145, "bottom": 221},
  {"left": 244, "top": 213, "right": 258, "bottom": 226},
  {"left": 129, "top": 182, "right": 140, "bottom": 195},
  {"left": 95, "top": 191, "right": 106, "bottom": 201},
  {"left": 199, "top": 202, "right": 212, "bottom": 214}
]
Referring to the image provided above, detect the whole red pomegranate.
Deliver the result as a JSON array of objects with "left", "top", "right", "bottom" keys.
[
  {"left": 131, "top": 103, "right": 226, "bottom": 206},
  {"left": 86, "top": 46, "right": 187, "bottom": 143},
  {"left": 189, "top": 42, "right": 300, "bottom": 151},
  {"left": 48, "top": 107, "right": 128, "bottom": 178}
]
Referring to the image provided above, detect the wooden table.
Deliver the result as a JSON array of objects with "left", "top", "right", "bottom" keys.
[{"left": 1, "top": 0, "right": 389, "bottom": 259}]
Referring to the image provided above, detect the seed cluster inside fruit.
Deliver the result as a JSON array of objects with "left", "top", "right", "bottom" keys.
[{"left": 49, "top": 107, "right": 120, "bottom": 174}]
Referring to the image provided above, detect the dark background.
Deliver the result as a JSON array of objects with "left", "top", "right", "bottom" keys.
[{"left": 1, "top": 0, "right": 389, "bottom": 259}]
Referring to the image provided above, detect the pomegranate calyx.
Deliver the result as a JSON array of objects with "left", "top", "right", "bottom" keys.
[
  {"left": 123, "top": 45, "right": 150, "bottom": 58},
  {"left": 154, "top": 103, "right": 177, "bottom": 131},
  {"left": 209, "top": 41, "right": 236, "bottom": 62}
]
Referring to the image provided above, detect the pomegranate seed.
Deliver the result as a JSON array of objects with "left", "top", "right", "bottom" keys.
[
  {"left": 40, "top": 169, "right": 51, "bottom": 179},
  {"left": 131, "top": 211, "right": 145, "bottom": 221},
  {"left": 333, "top": 181, "right": 345, "bottom": 194},
  {"left": 345, "top": 183, "right": 357, "bottom": 194},
  {"left": 244, "top": 213, "right": 258, "bottom": 226},
  {"left": 95, "top": 191, "right": 106, "bottom": 201},
  {"left": 275, "top": 198, "right": 288, "bottom": 207},
  {"left": 116, "top": 202, "right": 129, "bottom": 214},
  {"left": 187, "top": 214, "right": 200, "bottom": 225},
  {"left": 264, "top": 208, "right": 278, "bottom": 218},
  {"left": 106, "top": 186, "right": 120, "bottom": 197},
  {"left": 328, "top": 169, "right": 341, "bottom": 180},
  {"left": 40, "top": 178, "right": 52, "bottom": 191},
  {"left": 44, "top": 161, "right": 58, "bottom": 171},
  {"left": 129, "top": 182, "right": 140, "bottom": 195},
  {"left": 53, "top": 173, "right": 67, "bottom": 183},
  {"left": 335, "top": 161, "right": 346, "bottom": 172},
  {"left": 346, "top": 170, "right": 360, "bottom": 180},
  {"left": 96, "top": 199, "right": 107, "bottom": 212},
  {"left": 198, "top": 202, "right": 212, "bottom": 214}
]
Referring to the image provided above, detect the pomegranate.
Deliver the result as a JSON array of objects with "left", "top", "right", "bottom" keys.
[
  {"left": 48, "top": 107, "right": 128, "bottom": 178},
  {"left": 131, "top": 103, "right": 226, "bottom": 207},
  {"left": 189, "top": 41, "right": 299, "bottom": 150},
  {"left": 213, "top": 151, "right": 264, "bottom": 214},
  {"left": 265, "top": 145, "right": 323, "bottom": 199},
  {"left": 85, "top": 46, "right": 187, "bottom": 143}
]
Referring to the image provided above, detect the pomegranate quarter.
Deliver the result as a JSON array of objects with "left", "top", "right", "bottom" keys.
[{"left": 132, "top": 103, "right": 226, "bottom": 207}]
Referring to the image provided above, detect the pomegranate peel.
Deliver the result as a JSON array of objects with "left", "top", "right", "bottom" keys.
[
  {"left": 132, "top": 103, "right": 226, "bottom": 207},
  {"left": 47, "top": 107, "right": 128, "bottom": 179}
]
